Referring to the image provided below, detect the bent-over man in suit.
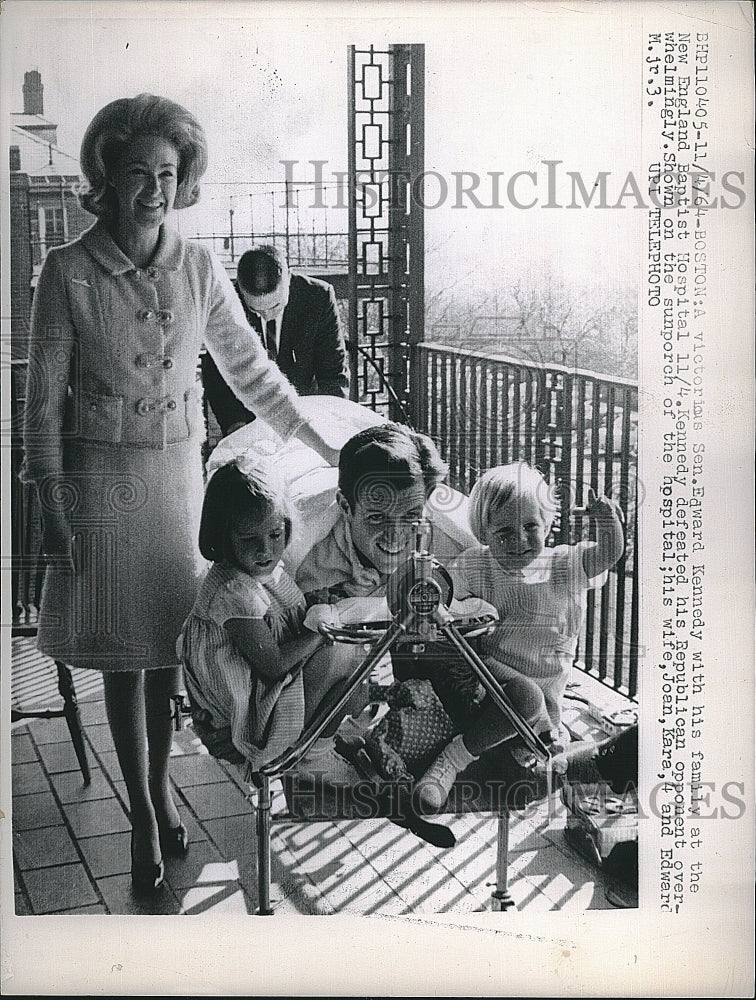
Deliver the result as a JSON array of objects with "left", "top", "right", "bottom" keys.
[{"left": 202, "top": 245, "right": 350, "bottom": 435}]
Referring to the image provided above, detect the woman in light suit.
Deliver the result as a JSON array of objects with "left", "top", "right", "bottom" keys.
[{"left": 22, "top": 94, "right": 338, "bottom": 894}]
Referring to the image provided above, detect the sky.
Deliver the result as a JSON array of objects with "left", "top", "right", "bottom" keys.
[{"left": 3, "top": 0, "right": 643, "bottom": 302}]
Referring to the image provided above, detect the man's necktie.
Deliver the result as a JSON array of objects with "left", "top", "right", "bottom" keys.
[{"left": 265, "top": 320, "right": 277, "bottom": 361}]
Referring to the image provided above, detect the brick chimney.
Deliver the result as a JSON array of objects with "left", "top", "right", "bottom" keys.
[{"left": 23, "top": 70, "right": 44, "bottom": 116}]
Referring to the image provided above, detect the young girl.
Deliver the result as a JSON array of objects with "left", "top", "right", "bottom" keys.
[
  {"left": 177, "top": 458, "right": 360, "bottom": 777},
  {"left": 416, "top": 461, "right": 624, "bottom": 811}
]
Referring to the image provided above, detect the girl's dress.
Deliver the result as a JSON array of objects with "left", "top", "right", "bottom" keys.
[
  {"left": 22, "top": 221, "right": 305, "bottom": 671},
  {"left": 177, "top": 560, "right": 308, "bottom": 773},
  {"left": 449, "top": 541, "right": 609, "bottom": 728}
]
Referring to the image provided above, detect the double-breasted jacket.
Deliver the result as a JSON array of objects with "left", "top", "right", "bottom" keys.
[{"left": 23, "top": 220, "right": 304, "bottom": 484}]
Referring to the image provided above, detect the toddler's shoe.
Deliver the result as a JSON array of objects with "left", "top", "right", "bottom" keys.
[{"left": 416, "top": 734, "right": 475, "bottom": 812}]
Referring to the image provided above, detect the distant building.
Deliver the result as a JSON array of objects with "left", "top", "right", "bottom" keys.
[{"left": 9, "top": 70, "right": 90, "bottom": 357}]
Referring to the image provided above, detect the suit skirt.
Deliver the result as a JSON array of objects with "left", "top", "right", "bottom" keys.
[{"left": 36, "top": 437, "right": 206, "bottom": 671}]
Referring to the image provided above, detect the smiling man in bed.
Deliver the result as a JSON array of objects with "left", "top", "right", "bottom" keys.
[
  {"left": 294, "top": 421, "right": 489, "bottom": 727},
  {"left": 295, "top": 422, "right": 448, "bottom": 607}
]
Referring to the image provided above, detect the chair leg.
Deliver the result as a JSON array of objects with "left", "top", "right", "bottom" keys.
[
  {"left": 55, "top": 661, "right": 91, "bottom": 786},
  {"left": 256, "top": 774, "right": 274, "bottom": 915},
  {"left": 491, "top": 805, "right": 516, "bottom": 911}
]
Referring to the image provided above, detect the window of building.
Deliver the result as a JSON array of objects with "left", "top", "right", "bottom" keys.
[{"left": 43, "top": 206, "right": 65, "bottom": 250}]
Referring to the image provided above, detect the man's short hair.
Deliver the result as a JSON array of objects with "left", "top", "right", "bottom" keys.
[
  {"left": 338, "top": 422, "right": 448, "bottom": 511},
  {"left": 236, "top": 245, "right": 287, "bottom": 295}
]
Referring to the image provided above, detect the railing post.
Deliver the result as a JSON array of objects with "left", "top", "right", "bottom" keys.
[
  {"left": 346, "top": 45, "right": 359, "bottom": 403},
  {"left": 409, "top": 344, "right": 424, "bottom": 431},
  {"left": 347, "top": 44, "right": 424, "bottom": 419},
  {"left": 557, "top": 372, "right": 574, "bottom": 545},
  {"left": 407, "top": 44, "right": 425, "bottom": 427},
  {"left": 387, "top": 45, "right": 405, "bottom": 421}
]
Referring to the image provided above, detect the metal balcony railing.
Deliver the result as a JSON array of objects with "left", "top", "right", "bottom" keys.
[{"left": 11, "top": 341, "right": 640, "bottom": 700}]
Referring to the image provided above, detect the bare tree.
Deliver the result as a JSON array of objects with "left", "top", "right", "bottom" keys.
[{"left": 426, "top": 270, "right": 637, "bottom": 378}]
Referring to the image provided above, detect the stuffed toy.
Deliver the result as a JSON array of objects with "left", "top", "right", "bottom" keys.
[{"left": 364, "top": 674, "right": 483, "bottom": 782}]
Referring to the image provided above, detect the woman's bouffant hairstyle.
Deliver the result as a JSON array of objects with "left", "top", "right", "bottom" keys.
[
  {"left": 338, "top": 422, "right": 448, "bottom": 512},
  {"left": 199, "top": 461, "right": 293, "bottom": 565},
  {"left": 468, "top": 461, "right": 558, "bottom": 544},
  {"left": 78, "top": 93, "right": 208, "bottom": 222}
]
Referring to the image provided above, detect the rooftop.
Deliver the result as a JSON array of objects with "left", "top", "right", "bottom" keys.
[
  {"left": 11, "top": 112, "right": 58, "bottom": 130},
  {"left": 11, "top": 123, "right": 80, "bottom": 177}
]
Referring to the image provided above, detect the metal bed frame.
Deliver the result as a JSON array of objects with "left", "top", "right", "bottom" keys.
[{"left": 250, "top": 519, "right": 554, "bottom": 914}]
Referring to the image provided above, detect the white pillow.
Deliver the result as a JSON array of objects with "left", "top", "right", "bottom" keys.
[
  {"left": 206, "top": 397, "right": 386, "bottom": 572},
  {"left": 205, "top": 396, "right": 477, "bottom": 573}
]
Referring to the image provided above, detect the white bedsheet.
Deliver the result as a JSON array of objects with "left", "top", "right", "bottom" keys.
[{"left": 206, "top": 396, "right": 477, "bottom": 574}]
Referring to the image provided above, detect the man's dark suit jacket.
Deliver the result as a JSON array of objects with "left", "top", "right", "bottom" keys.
[{"left": 202, "top": 272, "right": 349, "bottom": 435}]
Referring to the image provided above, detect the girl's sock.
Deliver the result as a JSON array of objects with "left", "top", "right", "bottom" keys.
[{"left": 447, "top": 733, "right": 477, "bottom": 770}]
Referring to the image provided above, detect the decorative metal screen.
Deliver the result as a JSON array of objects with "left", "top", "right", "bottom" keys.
[{"left": 347, "top": 45, "right": 425, "bottom": 422}]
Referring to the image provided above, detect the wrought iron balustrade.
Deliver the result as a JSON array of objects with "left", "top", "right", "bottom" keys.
[{"left": 11, "top": 341, "right": 640, "bottom": 702}]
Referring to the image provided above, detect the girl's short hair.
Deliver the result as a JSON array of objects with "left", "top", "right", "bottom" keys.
[
  {"left": 199, "top": 461, "right": 294, "bottom": 564},
  {"left": 78, "top": 93, "right": 208, "bottom": 223},
  {"left": 338, "top": 422, "right": 448, "bottom": 511},
  {"left": 468, "top": 462, "right": 558, "bottom": 543}
]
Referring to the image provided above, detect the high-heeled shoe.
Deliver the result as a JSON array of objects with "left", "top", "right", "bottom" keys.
[
  {"left": 158, "top": 821, "right": 189, "bottom": 857},
  {"left": 130, "top": 834, "right": 165, "bottom": 895}
]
